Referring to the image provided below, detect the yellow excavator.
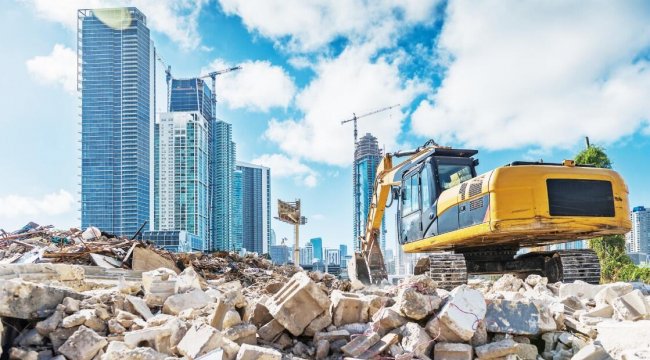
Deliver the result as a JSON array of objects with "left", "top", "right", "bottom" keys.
[{"left": 349, "top": 140, "right": 631, "bottom": 288}]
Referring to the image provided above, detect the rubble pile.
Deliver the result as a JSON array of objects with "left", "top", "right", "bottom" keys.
[
  {"left": 0, "top": 223, "right": 317, "bottom": 293},
  {"left": 1, "top": 225, "right": 650, "bottom": 360},
  {"left": 1, "top": 263, "right": 650, "bottom": 360}
]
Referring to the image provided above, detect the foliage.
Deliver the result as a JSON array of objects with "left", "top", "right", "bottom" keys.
[
  {"left": 578, "top": 144, "right": 646, "bottom": 282},
  {"left": 575, "top": 145, "right": 612, "bottom": 168}
]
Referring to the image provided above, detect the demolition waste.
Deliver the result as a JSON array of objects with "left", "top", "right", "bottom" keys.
[{"left": 1, "top": 224, "right": 650, "bottom": 359}]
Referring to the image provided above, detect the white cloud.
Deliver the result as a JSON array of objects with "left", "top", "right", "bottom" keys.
[
  {"left": 0, "top": 190, "right": 75, "bottom": 219},
  {"left": 412, "top": 0, "right": 650, "bottom": 150},
  {"left": 26, "top": 44, "right": 77, "bottom": 93},
  {"left": 251, "top": 153, "right": 318, "bottom": 187},
  {"left": 202, "top": 59, "right": 296, "bottom": 112},
  {"left": 22, "top": 0, "right": 207, "bottom": 50},
  {"left": 218, "top": 0, "right": 441, "bottom": 52},
  {"left": 265, "top": 46, "right": 429, "bottom": 166}
]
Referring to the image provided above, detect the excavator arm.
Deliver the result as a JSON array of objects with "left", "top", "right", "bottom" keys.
[{"left": 349, "top": 141, "right": 439, "bottom": 284}]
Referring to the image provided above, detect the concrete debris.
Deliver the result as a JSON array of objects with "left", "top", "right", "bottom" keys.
[{"left": 1, "top": 226, "right": 650, "bottom": 360}]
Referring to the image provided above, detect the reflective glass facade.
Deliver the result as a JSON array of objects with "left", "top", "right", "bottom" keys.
[
  {"left": 140, "top": 230, "right": 202, "bottom": 252},
  {"left": 169, "top": 79, "right": 212, "bottom": 122},
  {"left": 154, "top": 112, "right": 209, "bottom": 250},
  {"left": 354, "top": 133, "right": 385, "bottom": 252},
  {"left": 79, "top": 8, "right": 152, "bottom": 236},
  {"left": 310, "top": 237, "right": 323, "bottom": 261},
  {"left": 212, "top": 121, "right": 235, "bottom": 251},
  {"left": 236, "top": 162, "right": 271, "bottom": 254},
  {"left": 232, "top": 169, "right": 243, "bottom": 251}
]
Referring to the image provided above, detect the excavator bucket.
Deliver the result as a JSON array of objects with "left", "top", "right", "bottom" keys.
[{"left": 348, "top": 253, "right": 371, "bottom": 284}]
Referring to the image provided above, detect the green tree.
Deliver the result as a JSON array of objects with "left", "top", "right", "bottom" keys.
[
  {"left": 576, "top": 143, "right": 647, "bottom": 282},
  {"left": 575, "top": 144, "right": 612, "bottom": 168}
]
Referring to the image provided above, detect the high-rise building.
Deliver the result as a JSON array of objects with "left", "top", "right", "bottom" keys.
[
  {"left": 310, "top": 237, "right": 323, "bottom": 261},
  {"left": 300, "top": 243, "right": 314, "bottom": 266},
  {"left": 232, "top": 169, "right": 243, "bottom": 251},
  {"left": 154, "top": 112, "right": 209, "bottom": 250},
  {"left": 79, "top": 8, "right": 154, "bottom": 236},
  {"left": 212, "top": 121, "right": 235, "bottom": 251},
  {"left": 353, "top": 133, "right": 386, "bottom": 252},
  {"left": 325, "top": 248, "right": 341, "bottom": 265},
  {"left": 169, "top": 78, "right": 213, "bottom": 121},
  {"left": 627, "top": 206, "right": 650, "bottom": 263},
  {"left": 236, "top": 162, "right": 271, "bottom": 254}
]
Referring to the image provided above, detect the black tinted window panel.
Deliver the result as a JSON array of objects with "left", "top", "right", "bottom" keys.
[{"left": 547, "top": 179, "right": 614, "bottom": 217}]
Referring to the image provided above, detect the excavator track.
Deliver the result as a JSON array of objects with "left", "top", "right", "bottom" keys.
[
  {"left": 544, "top": 249, "right": 601, "bottom": 284},
  {"left": 415, "top": 253, "right": 468, "bottom": 290}
]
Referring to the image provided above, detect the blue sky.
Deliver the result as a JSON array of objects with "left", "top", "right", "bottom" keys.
[{"left": 1, "top": 1, "right": 650, "bottom": 253}]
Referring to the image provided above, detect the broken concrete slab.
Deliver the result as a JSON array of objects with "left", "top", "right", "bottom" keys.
[
  {"left": 359, "top": 333, "right": 399, "bottom": 359},
  {"left": 246, "top": 296, "right": 273, "bottom": 328},
  {"left": 485, "top": 299, "right": 556, "bottom": 335},
  {"left": 438, "top": 285, "right": 487, "bottom": 341},
  {"left": 57, "top": 325, "right": 108, "bottom": 360},
  {"left": 314, "top": 329, "right": 350, "bottom": 342},
  {"left": 235, "top": 343, "right": 282, "bottom": 360},
  {"left": 223, "top": 323, "right": 257, "bottom": 345},
  {"left": 303, "top": 307, "right": 332, "bottom": 337},
  {"left": 340, "top": 332, "right": 380, "bottom": 357},
  {"left": 612, "top": 289, "right": 650, "bottom": 321},
  {"left": 162, "top": 288, "right": 211, "bottom": 315},
  {"left": 331, "top": 290, "right": 369, "bottom": 326},
  {"left": 433, "top": 342, "right": 473, "bottom": 360},
  {"left": 127, "top": 295, "right": 154, "bottom": 320},
  {"left": 132, "top": 247, "right": 180, "bottom": 273},
  {"left": 395, "top": 287, "right": 441, "bottom": 320},
  {"left": 265, "top": 272, "right": 331, "bottom": 336},
  {"left": 142, "top": 268, "right": 177, "bottom": 307},
  {"left": 0, "top": 278, "right": 84, "bottom": 319},
  {"left": 371, "top": 307, "right": 407, "bottom": 335},
  {"left": 177, "top": 323, "right": 223, "bottom": 360},
  {"left": 425, "top": 316, "right": 465, "bottom": 343},
  {"left": 475, "top": 339, "right": 518, "bottom": 359},
  {"left": 258, "top": 319, "right": 285, "bottom": 342},
  {"left": 399, "top": 322, "right": 433, "bottom": 359},
  {"left": 559, "top": 281, "right": 603, "bottom": 301},
  {"left": 571, "top": 342, "right": 612, "bottom": 360},
  {"left": 595, "top": 282, "right": 634, "bottom": 306}
]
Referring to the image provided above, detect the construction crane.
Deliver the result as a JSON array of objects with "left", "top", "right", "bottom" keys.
[
  {"left": 199, "top": 66, "right": 242, "bottom": 118},
  {"left": 341, "top": 104, "right": 400, "bottom": 145},
  {"left": 154, "top": 53, "right": 172, "bottom": 107}
]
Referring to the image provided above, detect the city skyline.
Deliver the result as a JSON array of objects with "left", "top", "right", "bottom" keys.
[{"left": 2, "top": 2, "right": 650, "bottom": 254}]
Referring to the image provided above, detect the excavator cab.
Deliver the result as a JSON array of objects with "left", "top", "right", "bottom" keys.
[{"left": 397, "top": 151, "right": 479, "bottom": 246}]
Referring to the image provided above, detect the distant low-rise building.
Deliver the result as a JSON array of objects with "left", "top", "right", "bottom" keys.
[{"left": 270, "top": 245, "right": 290, "bottom": 265}]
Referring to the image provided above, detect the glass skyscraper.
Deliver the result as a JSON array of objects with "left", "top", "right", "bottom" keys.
[
  {"left": 152, "top": 78, "right": 212, "bottom": 251},
  {"left": 354, "top": 133, "right": 386, "bottom": 252},
  {"left": 236, "top": 162, "right": 271, "bottom": 254},
  {"left": 154, "top": 112, "right": 209, "bottom": 251},
  {"left": 212, "top": 121, "right": 235, "bottom": 251},
  {"left": 79, "top": 8, "right": 153, "bottom": 236},
  {"left": 232, "top": 169, "right": 243, "bottom": 251}
]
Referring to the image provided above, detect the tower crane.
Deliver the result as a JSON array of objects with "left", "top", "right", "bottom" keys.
[
  {"left": 199, "top": 66, "right": 242, "bottom": 119},
  {"left": 340, "top": 104, "right": 400, "bottom": 146}
]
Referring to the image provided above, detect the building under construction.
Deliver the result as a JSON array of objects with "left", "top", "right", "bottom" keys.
[{"left": 353, "top": 133, "right": 386, "bottom": 253}]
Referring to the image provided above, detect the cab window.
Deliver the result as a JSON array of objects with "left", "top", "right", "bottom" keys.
[
  {"left": 437, "top": 163, "right": 473, "bottom": 190},
  {"left": 402, "top": 173, "right": 420, "bottom": 215},
  {"left": 421, "top": 166, "right": 432, "bottom": 209}
]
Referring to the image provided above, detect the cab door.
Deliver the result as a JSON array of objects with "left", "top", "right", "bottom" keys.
[
  {"left": 400, "top": 169, "right": 423, "bottom": 244},
  {"left": 420, "top": 161, "right": 438, "bottom": 237}
]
